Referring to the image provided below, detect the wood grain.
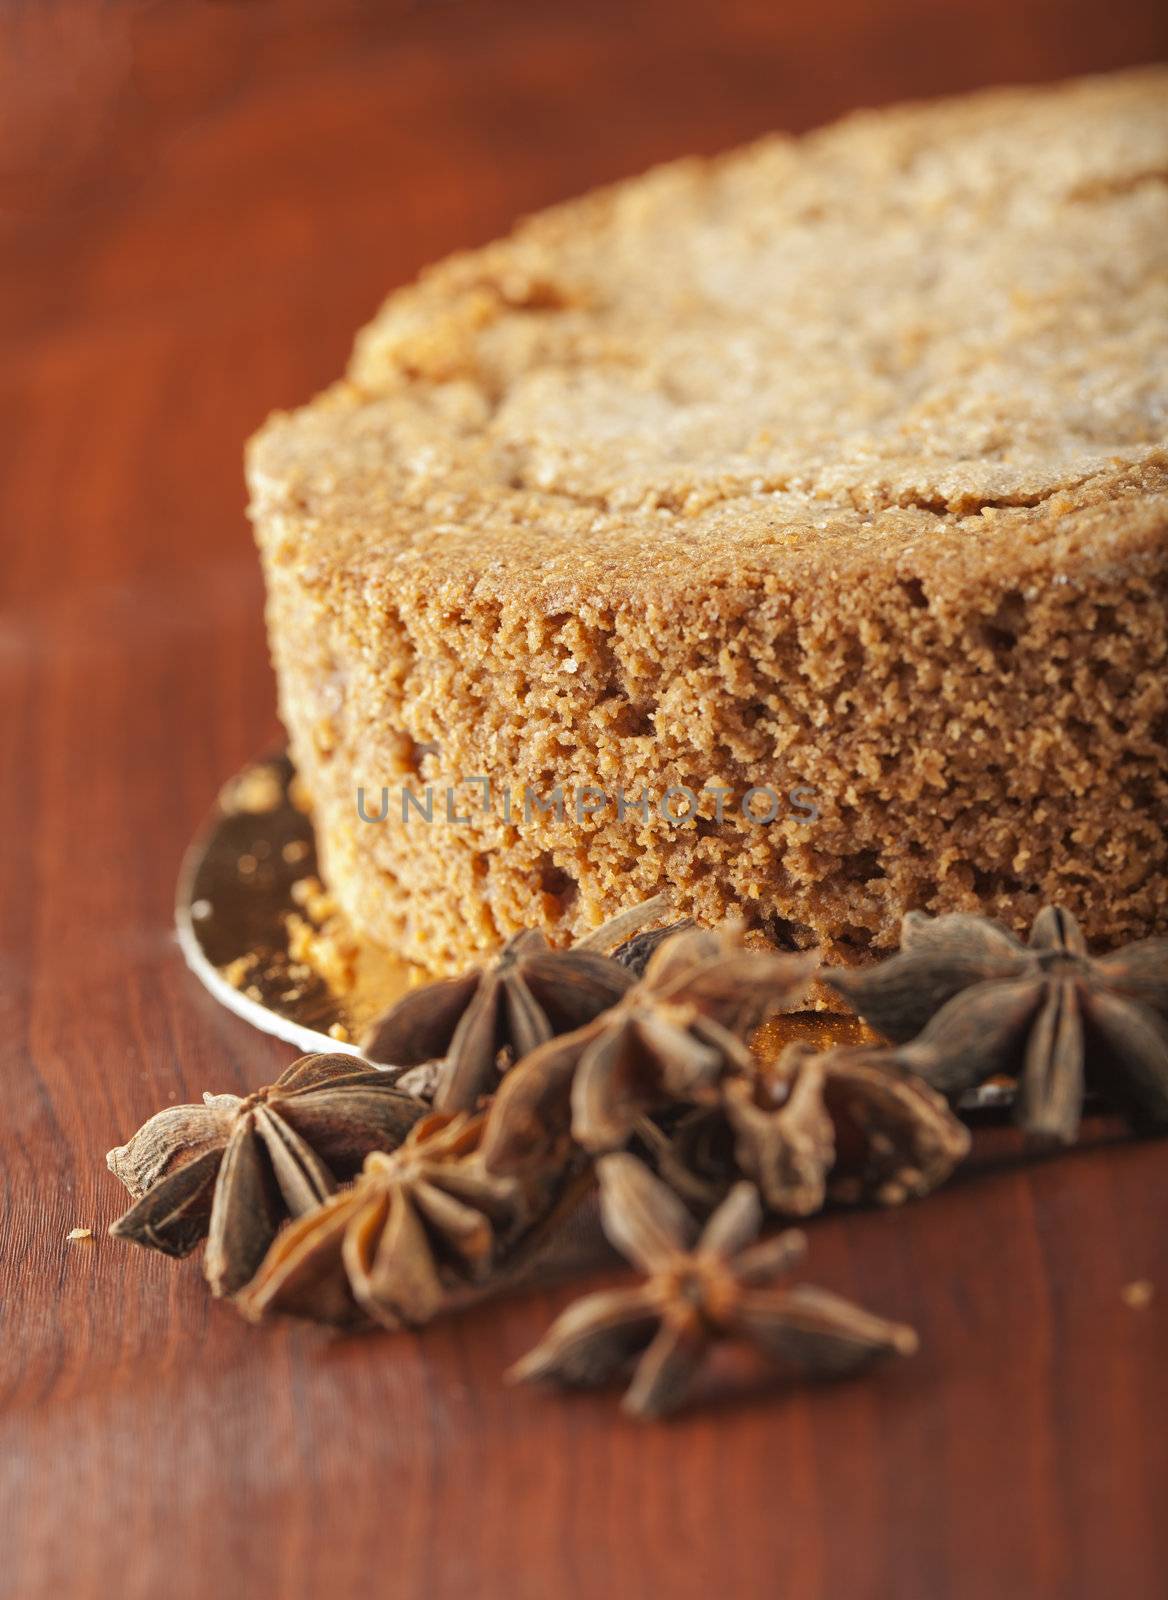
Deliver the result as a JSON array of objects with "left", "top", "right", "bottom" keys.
[{"left": 2, "top": 4, "right": 1166, "bottom": 1597}]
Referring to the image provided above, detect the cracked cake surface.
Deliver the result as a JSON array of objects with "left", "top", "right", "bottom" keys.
[{"left": 249, "top": 69, "right": 1168, "bottom": 974}]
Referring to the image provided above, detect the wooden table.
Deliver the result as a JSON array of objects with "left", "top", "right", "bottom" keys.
[{"left": 3, "top": 4, "right": 1166, "bottom": 1596}]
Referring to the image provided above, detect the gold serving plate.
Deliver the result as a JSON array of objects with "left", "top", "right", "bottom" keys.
[{"left": 175, "top": 754, "right": 424, "bottom": 1056}]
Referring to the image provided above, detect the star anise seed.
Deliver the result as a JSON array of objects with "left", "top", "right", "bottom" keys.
[
  {"left": 107, "top": 1054, "right": 426, "bottom": 1296},
  {"left": 359, "top": 897, "right": 674, "bottom": 1112},
  {"left": 610, "top": 919, "right": 696, "bottom": 978},
  {"left": 827, "top": 906, "right": 1168, "bottom": 1143},
  {"left": 508, "top": 1154, "right": 917, "bottom": 1419},
  {"left": 482, "top": 928, "right": 817, "bottom": 1175}
]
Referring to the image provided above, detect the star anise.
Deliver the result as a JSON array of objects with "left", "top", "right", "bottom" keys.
[
  {"left": 107, "top": 1054, "right": 425, "bottom": 1296},
  {"left": 826, "top": 907, "right": 1168, "bottom": 1144},
  {"left": 508, "top": 1154, "right": 917, "bottom": 1419},
  {"left": 481, "top": 928, "right": 818, "bottom": 1174},
  {"left": 359, "top": 898, "right": 673, "bottom": 1112},
  {"left": 721, "top": 1042, "right": 970, "bottom": 1214},
  {"left": 236, "top": 1111, "right": 536, "bottom": 1329}
]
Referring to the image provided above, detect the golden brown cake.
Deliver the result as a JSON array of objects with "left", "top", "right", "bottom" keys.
[{"left": 249, "top": 70, "right": 1168, "bottom": 975}]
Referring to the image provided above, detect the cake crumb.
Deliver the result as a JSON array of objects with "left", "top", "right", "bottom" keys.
[
  {"left": 286, "top": 910, "right": 359, "bottom": 996},
  {"left": 328, "top": 1022, "right": 351, "bottom": 1042},
  {"left": 1122, "top": 1279, "right": 1154, "bottom": 1310},
  {"left": 291, "top": 875, "right": 338, "bottom": 923},
  {"left": 222, "top": 764, "right": 283, "bottom": 815},
  {"left": 223, "top": 953, "right": 259, "bottom": 989},
  {"left": 67, "top": 1227, "right": 93, "bottom": 1241}
]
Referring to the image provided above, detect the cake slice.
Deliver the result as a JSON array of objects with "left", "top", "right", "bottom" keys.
[{"left": 249, "top": 69, "right": 1168, "bottom": 975}]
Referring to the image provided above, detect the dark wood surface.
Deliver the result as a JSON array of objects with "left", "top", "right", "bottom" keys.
[{"left": 2, "top": 4, "right": 1166, "bottom": 1597}]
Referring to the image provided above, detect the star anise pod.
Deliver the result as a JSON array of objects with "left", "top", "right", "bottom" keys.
[
  {"left": 632, "top": 1107, "right": 738, "bottom": 1209},
  {"left": 481, "top": 928, "right": 818, "bottom": 1174},
  {"left": 236, "top": 1111, "right": 535, "bottom": 1329},
  {"left": 508, "top": 1154, "right": 917, "bottom": 1419},
  {"left": 107, "top": 1054, "right": 425, "bottom": 1296},
  {"left": 826, "top": 907, "right": 1168, "bottom": 1143},
  {"left": 721, "top": 1042, "right": 970, "bottom": 1214},
  {"left": 359, "top": 898, "right": 673, "bottom": 1112}
]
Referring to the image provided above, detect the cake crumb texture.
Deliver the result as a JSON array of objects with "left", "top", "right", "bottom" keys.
[{"left": 249, "top": 70, "right": 1168, "bottom": 973}]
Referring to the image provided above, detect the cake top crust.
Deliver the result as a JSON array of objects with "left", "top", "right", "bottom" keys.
[{"left": 249, "top": 70, "right": 1168, "bottom": 610}]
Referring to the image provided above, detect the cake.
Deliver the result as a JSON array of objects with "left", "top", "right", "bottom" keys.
[{"left": 248, "top": 69, "right": 1168, "bottom": 977}]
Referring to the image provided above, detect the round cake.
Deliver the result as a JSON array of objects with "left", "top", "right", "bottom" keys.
[{"left": 248, "top": 69, "right": 1168, "bottom": 975}]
